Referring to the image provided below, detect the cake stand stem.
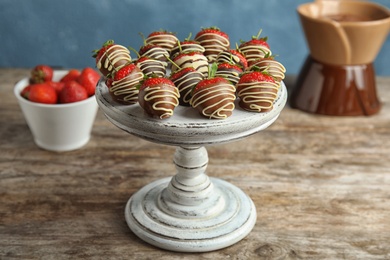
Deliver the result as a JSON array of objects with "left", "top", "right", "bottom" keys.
[{"left": 125, "top": 145, "right": 257, "bottom": 252}]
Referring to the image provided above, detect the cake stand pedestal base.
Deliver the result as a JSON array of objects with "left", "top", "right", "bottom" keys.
[{"left": 124, "top": 146, "right": 256, "bottom": 252}]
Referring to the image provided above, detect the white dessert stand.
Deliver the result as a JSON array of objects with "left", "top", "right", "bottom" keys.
[{"left": 95, "top": 80, "right": 287, "bottom": 252}]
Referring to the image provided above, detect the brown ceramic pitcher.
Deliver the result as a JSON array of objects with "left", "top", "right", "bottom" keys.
[{"left": 290, "top": 0, "right": 390, "bottom": 116}]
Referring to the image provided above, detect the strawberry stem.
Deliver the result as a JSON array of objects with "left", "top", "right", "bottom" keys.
[
  {"left": 209, "top": 63, "right": 218, "bottom": 79},
  {"left": 252, "top": 29, "right": 262, "bottom": 40},
  {"left": 165, "top": 55, "right": 181, "bottom": 70},
  {"left": 128, "top": 46, "right": 140, "bottom": 58}
]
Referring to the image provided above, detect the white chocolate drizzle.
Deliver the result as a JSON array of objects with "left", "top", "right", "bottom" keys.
[
  {"left": 143, "top": 86, "right": 180, "bottom": 119},
  {"left": 136, "top": 59, "right": 167, "bottom": 77},
  {"left": 190, "top": 83, "right": 236, "bottom": 119},
  {"left": 239, "top": 45, "right": 271, "bottom": 63},
  {"left": 145, "top": 34, "right": 178, "bottom": 53},
  {"left": 170, "top": 43, "right": 205, "bottom": 59},
  {"left": 172, "top": 53, "right": 209, "bottom": 77},
  {"left": 96, "top": 45, "right": 131, "bottom": 74},
  {"left": 194, "top": 33, "right": 230, "bottom": 62},
  {"left": 236, "top": 81, "right": 279, "bottom": 112},
  {"left": 110, "top": 71, "right": 144, "bottom": 103},
  {"left": 249, "top": 59, "right": 286, "bottom": 83},
  {"left": 216, "top": 50, "right": 244, "bottom": 68},
  {"left": 171, "top": 70, "right": 204, "bottom": 104},
  {"left": 215, "top": 68, "right": 242, "bottom": 86},
  {"left": 140, "top": 47, "right": 169, "bottom": 62}
]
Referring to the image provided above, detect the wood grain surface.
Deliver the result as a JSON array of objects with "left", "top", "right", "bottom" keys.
[{"left": 1, "top": 68, "right": 389, "bottom": 259}]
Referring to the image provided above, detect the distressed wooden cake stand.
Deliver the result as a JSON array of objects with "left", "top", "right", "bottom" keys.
[{"left": 95, "top": 80, "right": 287, "bottom": 252}]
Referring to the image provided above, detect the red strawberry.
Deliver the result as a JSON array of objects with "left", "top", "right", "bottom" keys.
[
  {"left": 194, "top": 27, "right": 230, "bottom": 62},
  {"left": 216, "top": 49, "right": 248, "bottom": 70},
  {"left": 46, "top": 81, "right": 65, "bottom": 95},
  {"left": 215, "top": 62, "right": 243, "bottom": 86},
  {"left": 138, "top": 77, "right": 180, "bottom": 119},
  {"left": 92, "top": 40, "right": 131, "bottom": 77},
  {"left": 77, "top": 67, "right": 100, "bottom": 96},
  {"left": 169, "top": 67, "right": 204, "bottom": 106},
  {"left": 190, "top": 63, "right": 236, "bottom": 119},
  {"left": 145, "top": 30, "right": 178, "bottom": 53},
  {"left": 236, "top": 71, "right": 278, "bottom": 113},
  {"left": 59, "top": 80, "right": 88, "bottom": 104},
  {"left": 29, "top": 83, "right": 58, "bottom": 104},
  {"left": 110, "top": 63, "right": 144, "bottom": 104},
  {"left": 30, "top": 65, "right": 53, "bottom": 84},
  {"left": 60, "top": 69, "right": 81, "bottom": 83},
  {"left": 21, "top": 85, "right": 32, "bottom": 100},
  {"left": 238, "top": 29, "right": 271, "bottom": 63}
]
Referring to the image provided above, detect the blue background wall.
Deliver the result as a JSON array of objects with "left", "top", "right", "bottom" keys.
[{"left": 1, "top": 0, "right": 389, "bottom": 76}]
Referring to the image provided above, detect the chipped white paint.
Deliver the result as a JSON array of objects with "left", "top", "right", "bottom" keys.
[{"left": 95, "top": 80, "right": 287, "bottom": 252}]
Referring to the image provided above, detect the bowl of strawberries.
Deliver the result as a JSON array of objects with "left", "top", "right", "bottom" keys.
[{"left": 14, "top": 65, "right": 100, "bottom": 152}]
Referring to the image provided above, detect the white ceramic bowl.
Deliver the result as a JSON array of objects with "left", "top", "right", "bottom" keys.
[{"left": 14, "top": 70, "right": 98, "bottom": 152}]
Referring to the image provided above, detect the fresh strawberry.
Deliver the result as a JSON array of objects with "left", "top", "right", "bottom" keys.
[
  {"left": 21, "top": 85, "right": 32, "bottom": 100},
  {"left": 194, "top": 26, "right": 230, "bottom": 62},
  {"left": 238, "top": 29, "right": 271, "bottom": 63},
  {"left": 236, "top": 71, "right": 278, "bottom": 113},
  {"left": 60, "top": 69, "right": 81, "bottom": 83},
  {"left": 110, "top": 63, "right": 144, "bottom": 104},
  {"left": 46, "top": 81, "right": 65, "bottom": 95},
  {"left": 215, "top": 62, "right": 243, "bottom": 86},
  {"left": 190, "top": 63, "right": 236, "bottom": 119},
  {"left": 169, "top": 66, "right": 204, "bottom": 106},
  {"left": 58, "top": 81, "right": 88, "bottom": 104},
  {"left": 145, "top": 30, "right": 179, "bottom": 53},
  {"left": 138, "top": 76, "right": 180, "bottom": 119},
  {"left": 29, "top": 83, "right": 58, "bottom": 104},
  {"left": 92, "top": 40, "right": 131, "bottom": 77},
  {"left": 77, "top": 67, "right": 100, "bottom": 96},
  {"left": 30, "top": 65, "right": 53, "bottom": 84}
]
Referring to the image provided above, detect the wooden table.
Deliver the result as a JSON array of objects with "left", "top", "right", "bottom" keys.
[{"left": 1, "top": 68, "right": 389, "bottom": 259}]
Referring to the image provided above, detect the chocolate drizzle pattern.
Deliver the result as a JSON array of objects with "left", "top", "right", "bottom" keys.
[
  {"left": 140, "top": 86, "right": 180, "bottom": 119},
  {"left": 215, "top": 67, "right": 243, "bottom": 86},
  {"left": 139, "top": 46, "right": 170, "bottom": 63},
  {"left": 239, "top": 45, "right": 271, "bottom": 63},
  {"left": 145, "top": 34, "right": 178, "bottom": 53},
  {"left": 136, "top": 59, "right": 167, "bottom": 77},
  {"left": 96, "top": 45, "right": 131, "bottom": 77},
  {"left": 110, "top": 70, "right": 144, "bottom": 104},
  {"left": 236, "top": 81, "right": 279, "bottom": 112},
  {"left": 171, "top": 70, "right": 204, "bottom": 105},
  {"left": 195, "top": 33, "right": 230, "bottom": 63},
  {"left": 190, "top": 83, "right": 236, "bottom": 119},
  {"left": 172, "top": 53, "right": 209, "bottom": 77},
  {"left": 170, "top": 43, "right": 205, "bottom": 59},
  {"left": 249, "top": 59, "right": 286, "bottom": 84},
  {"left": 216, "top": 50, "right": 247, "bottom": 70}
]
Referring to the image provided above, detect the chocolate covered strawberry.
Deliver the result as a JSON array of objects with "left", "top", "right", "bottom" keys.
[
  {"left": 138, "top": 77, "right": 180, "bottom": 119},
  {"left": 138, "top": 42, "right": 170, "bottom": 64},
  {"left": 172, "top": 51, "right": 209, "bottom": 77},
  {"left": 194, "top": 27, "right": 230, "bottom": 63},
  {"left": 109, "top": 63, "right": 144, "bottom": 104},
  {"left": 170, "top": 33, "right": 205, "bottom": 59},
  {"left": 145, "top": 30, "right": 178, "bottom": 54},
  {"left": 169, "top": 66, "right": 204, "bottom": 106},
  {"left": 135, "top": 56, "right": 166, "bottom": 78},
  {"left": 30, "top": 65, "right": 53, "bottom": 84},
  {"left": 215, "top": 62, "right": 243, "bottom": 86},
  {"left": 236, "top": 70, "right": 279, "bottom": 113},
  {"left": 238, "top": 29, "right": 271, "bottom": 63},
  {"left": 92, "top": 40, "right": 132, "bottom": 78},
  {"left": 248, "top": 53, "right": 286, "bottom": 85},
  {"left": 190, "top": 63, "right": 236, "bottom": 119},
  {"left": 216, "top": 48, "right": 248, "bottom": 70}
]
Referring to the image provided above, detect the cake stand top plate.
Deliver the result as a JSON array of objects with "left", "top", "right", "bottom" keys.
[{"left": 95, "top": 79, "right": 287, "bottom": 146}]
